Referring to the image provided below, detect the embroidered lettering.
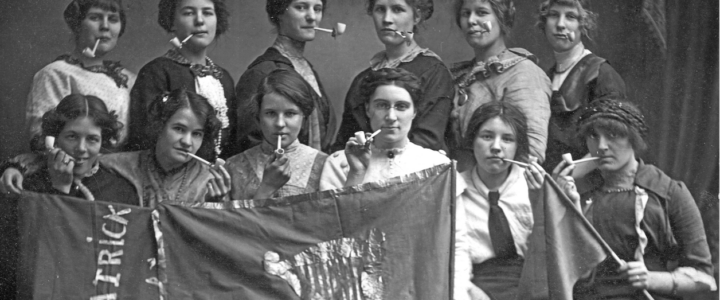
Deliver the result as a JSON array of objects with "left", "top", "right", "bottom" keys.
[
  {"left": 98, "top": 250, "right": 123, "bottom": 265},
  {"left": 93, "top": 269, "right": 121, "bottom": 287},
  {"left": 101, "top": 223, "right": 126, "bottom": 240}
]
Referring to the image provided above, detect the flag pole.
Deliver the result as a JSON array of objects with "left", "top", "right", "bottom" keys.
[
  {"left": 547, "top": 175, "right": 655, "bottom": 300},
  {"left": 449, "top": 162, "right": 457, "bottom": 300}
]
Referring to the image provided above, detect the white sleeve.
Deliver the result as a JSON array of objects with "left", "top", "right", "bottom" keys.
[{"left": 318, "top": 151, "right": 349, "bottom": 191}]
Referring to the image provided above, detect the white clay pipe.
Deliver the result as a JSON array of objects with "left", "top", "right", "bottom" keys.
[
  {"left": 82, "top": 39, "right": 101, "bottom": 58},
  {"left": 185, "top": 152, "right": 211, "bottom": 166},
  {"left": 502, "top": 158, "right": 529, "bottom": 168},
  {"left": 480, "top": 21, "right": 492, "bottom": 33},
  {"left": 562, "top": 153, "right": 600, "bottom": 165},
  {"left": 45, "top": 136, "right": 56, "bottom": 150},
  {"left": 314, "top": 23, "right": 346, "bottom": 38},
  {"left": 368, "top": 129, "right": 382, "bottom": 140},
  {"left": 394, "top": 30, "right": 414, "bottom": 39},
  {"left": 275, "top": 135, "right": 285, "bottom": 155},
  {"left": 169, "top": 34, "right": 194, "bottom": 49}
]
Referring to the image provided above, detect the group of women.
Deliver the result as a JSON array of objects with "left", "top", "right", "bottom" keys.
[{"left": 1, "top": 0, "right": 715, "bottom": 299}]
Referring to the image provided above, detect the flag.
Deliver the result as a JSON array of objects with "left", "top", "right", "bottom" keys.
[
  {"left": 518, "top": 175, "right": 609, "bottom": 300},
  {"left": 15, "top": 163, "right": 456, "bottom": 299}
]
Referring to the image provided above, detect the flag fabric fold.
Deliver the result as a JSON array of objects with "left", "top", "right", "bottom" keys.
[{"left": 14, "top": 163, "right": 456, "bottom": 300}]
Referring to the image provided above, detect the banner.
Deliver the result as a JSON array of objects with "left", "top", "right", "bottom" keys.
[
  {"left": 16, "top": 163, "right": 456, "bottom": 300},
  {"left": 518, "top": 175, "right": 608, "bottom": 300}
]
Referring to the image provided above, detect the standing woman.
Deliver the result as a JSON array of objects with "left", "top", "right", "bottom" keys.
[
  {"left": 537, "top": 0, "right": 627, "bottom": 170},
  {"left": 26, "top": 0, "right": 136, "bottom": 149},
  {"left": 234, "top": 0, "right": 336, "bottom": 155},
  {"left": 553, "top": 99, "right": 715, "bottom": 299},
  {"left": 450, "top": 0, "right": 551, "bottom": 169},
  {"left": 126, "top": 0, "right": 236, "bottom": 158},
  {"left": 226, "top": 70, "right": 328, "bottom": 200},
  {"left": 333, "top": 0, "right": 454, "bottom": 153}
]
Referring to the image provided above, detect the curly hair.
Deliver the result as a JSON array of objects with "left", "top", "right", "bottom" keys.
[
  {"left": 147, "top": 88, "right": 222, "bottom": 162},
  {"left": 40, "top": 94, "right": 123, "bottom": 150},
  {"left": 453, "top": 0, "right": 516, "bottom": 36},
  {"left": 577, "top": 99, "right": 647, "bottom": 155},
  {"left": 64, "top": 0, "right": 127, "bottom": 37},
  {"left": 366, "top": 0, "right": 433, "bottom": 33},
  {"left": 463, "top": 101, "right": 529, "bottom": 161},
  {"left": 157, "top": 0, "right": 230, "bottom": 36},
  {"left": 536, "top": 0, "right": 597, "bottom": 40},
  {"left": 359, "top": 67, "right": 423, "bottom": 108},
  {"left": 266, "top": 0, "right": 328, "bottom": 27}
]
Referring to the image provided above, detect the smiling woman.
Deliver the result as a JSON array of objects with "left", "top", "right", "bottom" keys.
[
  {"left": 125, "top": 0, "right": 237, "bottom": 159},
  {"left": 234, "top": 0, "right": 336, "bottom": 156},
  {"left": 25, "top": 0, "right": 136, "bottom": 151}
]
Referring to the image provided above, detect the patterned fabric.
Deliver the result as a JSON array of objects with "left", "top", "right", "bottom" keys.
[
  {"left": 225, "top": 139, "right": 328, "bottom": 199},
  {"left": 26, "top": 58, "right": 136, "bottom": 147},
  {"left": 272, "top": 36, "right": 323, "bottom": 150},
  {"left": 163, "top": 49, "right": 224, "bottom": 80},
  {"left": 368, "top": 47, "right": 441, "bottom": 71},
  {"left": 451, "top": 48, "right": 535, "bottom": 89},
  {"left": 56, "top": 54, "right": 129, "bottom": 88}
]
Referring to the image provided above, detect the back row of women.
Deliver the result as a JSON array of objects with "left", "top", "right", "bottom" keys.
[{"left": 4, "top": 0, "right": 716, "bottom": 299}]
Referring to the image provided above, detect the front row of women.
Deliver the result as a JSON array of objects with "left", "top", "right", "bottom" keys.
[{"left": 3, "top": 67, "right": 715, "bottom": 299}]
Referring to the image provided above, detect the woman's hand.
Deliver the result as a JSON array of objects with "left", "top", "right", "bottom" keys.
[
  {"left": 47, "top": 148, "right": 74, "bottom": 193},
  {"left": 1, "top": 168, "right": 24, "bottom": 195},
  {"left": 552, "top": 160, "right": 580, "bottom": 206},
  {"left": 254, "top": 153, "right": 291, "bottom": 199},
  {"left": 345, "top": 132, "right": 372, "bottom": 175},
  {"left": 206, "top": 158, "right": 231, "bottom": 201},
  {"left": 523, "top": 156, "right": 545, "bottom": 190},
  {"left": 618, "top": 260, "right": 650, "bottom": 289}
]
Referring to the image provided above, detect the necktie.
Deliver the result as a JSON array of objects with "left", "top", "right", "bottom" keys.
[{"left": 488, "top": 191, "right": 517, "bottom": 259}]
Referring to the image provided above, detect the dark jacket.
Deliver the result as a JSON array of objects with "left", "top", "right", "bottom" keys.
[{"left": 234, "top": 48, "right": 336, "bottom": 154}]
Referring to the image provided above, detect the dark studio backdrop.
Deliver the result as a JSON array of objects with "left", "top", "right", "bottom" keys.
[{"left": 0, "top": 0, "right": 717, "bottom": 291}]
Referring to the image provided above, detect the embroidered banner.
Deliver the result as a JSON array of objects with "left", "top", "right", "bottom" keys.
[{"left": 15, "top": 164, "right": 455, "bottom": 300}]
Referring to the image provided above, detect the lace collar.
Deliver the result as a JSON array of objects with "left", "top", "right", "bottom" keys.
[
  {"left": 56, "top": 54, "right": 129, "bottom": 88},
  {"left": 451, "top": 48, "right": 535, "bottom": 88},
  {"left": 369, "top": 47, "right": 441, "bottom": 71},
  {"left": 163, "top": 49, "right": 223, "bottom": 79},
  {"left": 272, "top": 35, "right": 306, "bottom": 60}
]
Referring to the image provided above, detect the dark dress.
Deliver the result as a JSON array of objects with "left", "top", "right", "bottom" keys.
[
  {"left": 23, "top": 165, "right": 139, "bottom": 206},
  {"left": 125, "top": 52, "right": 236, "bottom": 158},
  {"left": 333, "top": 54, "right": 454, "bottom": 153},
  {"left": 543, "top": 54, "right": 627, "bottom": 170},
  {"left": 234, "top": 48, "right": 336, "bottom": 154},
  {"left": 574, "top": 161, "right": 714, "bottom": 299}
]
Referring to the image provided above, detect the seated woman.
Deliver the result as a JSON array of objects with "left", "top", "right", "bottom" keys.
[
  {"left": 537, "top": 0, "right": 627, "bottom": 170},
  {"left": 455, "top": 101, "right": 545, "bottom": 300},
  {"left": 101, "top": 88, "right": 231, "bottom": 207},
  {"left": 225, "top": 70, "right": 327, "bottom": 200},
  {"left": 449, "top": 0, "right": 551, "bottom": 169},
  {"left": 2, "top": 94, "right": 137, "bottom": 205},
  {"left": 127, "top": 0, "right": 236, "bottom": 158},
  {"left": 553, "top": 99, "right": 715, "bottom": 299},
  {"left": 234, "top": 0, "right": 336, "bottom": 154},
  {"left": 26, "top": 0, "right": 136, "bottom": 149},
  {"left": 333, "top": 0, "right": 454, "bottom": 153},
  {"left": 319, "top": 68, "right": 449, "bottom": 190}
]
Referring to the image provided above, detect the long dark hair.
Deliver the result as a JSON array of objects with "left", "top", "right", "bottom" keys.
[
  {"left": 464, "top": 101, "right": 529, "bottom": 161},
  {"left": 147, "top": 88, "right": 222, "bottom": 161}
]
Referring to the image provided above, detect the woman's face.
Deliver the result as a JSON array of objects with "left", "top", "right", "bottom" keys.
[
  {"left": 173, "top": 0, "right": 217, "bottom": 50},
  {"left": 458, "top": 0, "right": 504, "bottom": 52},
  {"left": 473, "top": 117, "right": 517, "bottom": 178},
  {"left": 585, "top": 127, "right": 635, "bottom": 173},
  {"left": 365, "top": 84, "right": 416, "bottom": 148},
  {"left": 56, "top": 117, "right": 102, "bottom": 177},
  {"left": 371, "top": 0, "right": 418, "bottom": 47},
  {"left": 544, "top": 4, "right": 583, "bottom": 52},
  {"left": 155, "top": 108, "right": 205, "bottom": 170},
  {"left": 76, "top": 7, "right": 122, "bottom": 57},
  {"left": 277, "top": 0, "right": 324, "bottom": 42},
  {"left": 259, "top": 93, "right": 305, "bottom": 149}
]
